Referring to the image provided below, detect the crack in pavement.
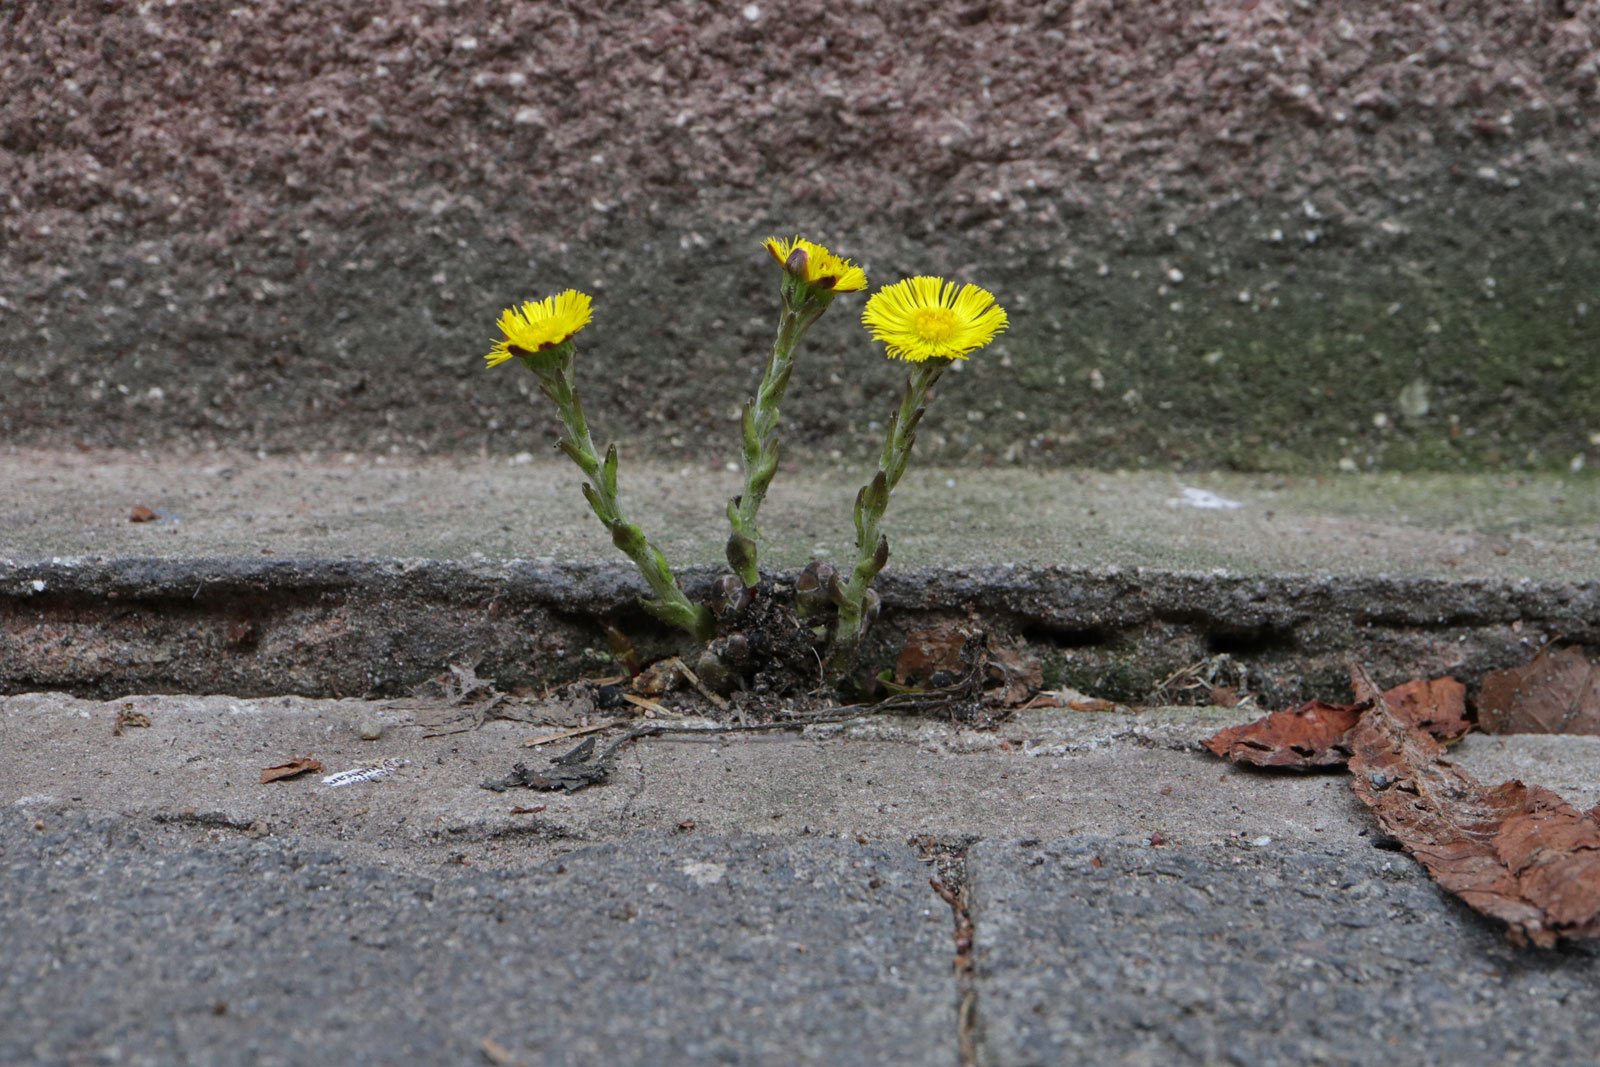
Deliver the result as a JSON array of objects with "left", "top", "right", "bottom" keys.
[{"left": 916, "top": 835, "right": 984, "bottom": 1067}]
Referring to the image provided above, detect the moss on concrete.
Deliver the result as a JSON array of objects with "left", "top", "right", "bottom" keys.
[{"left": 982, "top": 168, "right": 1600, "bottom": 474}]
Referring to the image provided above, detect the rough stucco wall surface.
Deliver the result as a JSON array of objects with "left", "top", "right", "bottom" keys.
[{"left": 3, "top": 1, "right": 1598, "bottom": 470}]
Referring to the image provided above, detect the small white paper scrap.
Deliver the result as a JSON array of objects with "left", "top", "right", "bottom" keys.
[
  {"left": 322, "top": 757, "right": 410, "bottom": 788},
  {"left": 1170, "top": 487, "right": 1245, "bottom": 510}
]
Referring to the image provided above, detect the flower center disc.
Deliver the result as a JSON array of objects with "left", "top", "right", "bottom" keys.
[{"left": 911, "top": 307, "right": 959, "bottom": 343}]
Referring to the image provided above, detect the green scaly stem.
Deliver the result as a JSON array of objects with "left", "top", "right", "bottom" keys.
[
  {"left": 724, "top": 274, "right": 835, "bottom": 588},
  {"left": 830, "top": 360, "right": 947, "bottom": 668},
  {"left": 525, "top": 344, "right": 714, "bottom": 642}
]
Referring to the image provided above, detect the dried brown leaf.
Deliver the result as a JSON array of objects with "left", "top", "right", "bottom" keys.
[
  {"left": 1201, "top": 699, "right": 1364, "bottom": 768},
  {"left": 894, "top": 623, "right": 1041, "bottom": 706},
  {"left": 1382, "top": 675, "right": 1470, "bottom": 741},
  {"left": 894, "top": 623, "right": 970, "bottom": 687},
  {"left": 1208, "top": 685, "right": 1242, "bottom": 708},
  {"left": 1202, "top": 675, "right": 1469, "bottom": 769},
  {"left": 1348, "top": 683, "right": 1600, "bottom": 948},
  {"left": 1478, "top": 646, "right": 1600, "bottom": 735},
  {"left": 259, "top": 757, "right": 323, "bottom": 784}
]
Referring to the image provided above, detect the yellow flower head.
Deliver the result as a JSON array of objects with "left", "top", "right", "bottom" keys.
[
  {"left": 861, "top": 276, "right": 1008, "bottom": 362},
  {"left": 763, "top": 235, "right": 868, "bottom": 293},
  {"left": 484, "top": 289, "right": 594, "bottom": 367}
]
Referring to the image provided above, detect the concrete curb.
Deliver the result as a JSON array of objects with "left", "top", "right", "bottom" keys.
[{"left": 3, "top": 555, "right": 1591, "bottom": 701}]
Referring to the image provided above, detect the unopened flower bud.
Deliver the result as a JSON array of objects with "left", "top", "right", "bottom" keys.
[
  {"left": 708, "top": 573, "right": 752, "bottom": 620},
  {"left": 720, "top": 631, "right": 750, "bottom": 664},
  {"left": 795, "top": 560, "right": 837, "bottom": 617}
]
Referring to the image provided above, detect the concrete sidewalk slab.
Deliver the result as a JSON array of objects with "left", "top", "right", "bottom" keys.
[
  {"left": 7, "top": 694, "right": 1600, "bottom": 1065},
  {"left": 1, "top": 810, "right": 953, "bottom": 1067},
  {"left": 971, "top": 838, "right": 1600, "bottom": 1066},
  {"left": 4, "top": 449, "right": 1596, "bottom": 579},
  {"left": 21, "top": 694, "right": 1600, "bottom": 864},
  {"left": 3, "top": 450, "right": 1595, "bottom": 702},
  {"left": 0, "top": 695, "right": 1370, "bottom": 865}
]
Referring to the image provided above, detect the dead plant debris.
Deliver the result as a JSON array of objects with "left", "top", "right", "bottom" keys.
[
  {"left": 1200, "top": 677, "right": 1467, "bottom": 769},
  {"left": 1202, "top": 699, "right": 1363, "bottom": 768},
  {"left": 893, "top": 623, "right": 1042, "bottom": 709},
  {"left": 1153, "top": 653, "right": 1254, "bottom": 707},
  {"left": 259, "top": 757, "right": 323, "bottom": 784},
  {"left": 1021, "top": 691, "right": 1126, "bottom": 712},
  {"left": 1478, "top": 645, "right": 1600, "bottom": 736},
  {"left": 1382, "top": 675, "right": 1471, "bottom": 741},
  {"left": 522, "top": 721, "right": 618, "bottom": 749},
  {"left": 1348, "top": 666, "right": 1600, "bottom": 948},
  {"left": 112, "top": 706, "right": 152, "bottom": 736},
  {"left": 481, "top": 680, "right": 985, "bottom": 795},
  {"left": 413, "top": 660, "right": 556, "bottom": 736},
  {"left": 479, "top": 1037, "right": 525, "bottom": 1067},
  {"left": 1204, "top": 659, "right": 1600, "bottom": 948}
]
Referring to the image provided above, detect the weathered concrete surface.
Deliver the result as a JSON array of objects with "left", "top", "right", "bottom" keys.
[
  {"left": 0, "top": 696, "right": 1372, "bottom": 863},
  {"left": 9, "top": 691, "right": 1600, "bottom": 860},
  {"left": 6, "top": 449, "right": 1598, "bottom": 578},
  {"left": 1, "top": 812, "right": 954, "bottom": 1067},
  {"left": 4, "top": 4, "right": 1597, "bottom": 471},
  {"left": 6, "top": 694, "right": 1600, "bottom": 872},
  {"left": 972, "top": 839, "right": 1600, "bottom": 1067},
  {"left": 6, "top": 695, "right": 1600, "bottom": 1066},
  {"left": 2, "top": 449, "right": 1594, "bottom": 702}
]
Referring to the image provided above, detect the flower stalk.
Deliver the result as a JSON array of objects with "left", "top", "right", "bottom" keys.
[
  {"left": 486, "top": 291, "right": 712, "bottom": 643},
  {"left": 725, "top": 261, "right": 834, "bottom": 587},
  {"left": 828, "top": 275, "right": 1009, "bottom": 673},
  {"left": 724, "top": 238, "right": 868, "bottom": 589},
  {"left": 528, "top": 345, "right": 713, "bottom": 642},
  {"left": 830, "top": 360, "right": 945, "bottom": 666}
]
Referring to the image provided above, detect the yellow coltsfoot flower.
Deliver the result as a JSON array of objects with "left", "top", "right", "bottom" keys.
[
  {"left": 480, "top": 287, "right": 711, "bottom": 641},
  {"left": 763, "top": 235, "right": 868, "bottom": 293},
  {"left": 861, "top": 276, "right": 1008, "bottom": 362},
  {"left": 831, "top": 274, "right": 1010, "bottom": 675},
  {"left": 484, "top": 289, "right": 594, "bottom": 367}
]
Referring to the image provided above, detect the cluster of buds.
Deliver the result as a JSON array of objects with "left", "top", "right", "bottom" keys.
[
  {"left": 794, "top": 559, "right": 880, "bottom": 625},
  {"left": 482, "top": 237, "right": 1007, "bottom": 684}
]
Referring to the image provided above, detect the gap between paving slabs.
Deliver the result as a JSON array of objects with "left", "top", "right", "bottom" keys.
[{"left": 3, "top": 555, "right": 1591, "bottom": 706}]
